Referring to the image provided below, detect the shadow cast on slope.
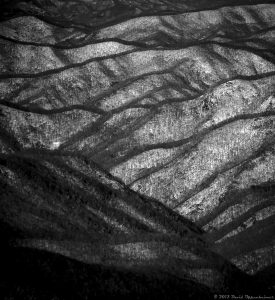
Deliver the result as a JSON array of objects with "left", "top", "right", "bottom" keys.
[{"left": 0, "top": 245, "right": 213, "bottom": 300}]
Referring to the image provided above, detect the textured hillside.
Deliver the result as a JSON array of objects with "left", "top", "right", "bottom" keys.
[
  {"left": 0, "top": 0, "right": 275, "bottom": 298},
  {"left": 0, "top": 153, "right": 259, "bottom": 297}
]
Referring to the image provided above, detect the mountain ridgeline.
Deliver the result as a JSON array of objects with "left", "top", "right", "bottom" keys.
[{"left": 0, "top": 0, "right": 274, "bottom": 298}]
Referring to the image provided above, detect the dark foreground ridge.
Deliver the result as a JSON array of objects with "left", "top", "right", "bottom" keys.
[{"left": 0, "top": 246, "right": 213, "bottom": 300}]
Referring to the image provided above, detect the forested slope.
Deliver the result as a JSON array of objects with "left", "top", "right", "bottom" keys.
[{"left": 0, "top": 0, "right": 274, "bottom": 298}]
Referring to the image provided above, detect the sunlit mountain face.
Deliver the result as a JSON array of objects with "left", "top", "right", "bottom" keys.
[{"left": 0, "top": 0, "right": 274, "bottom": 298}]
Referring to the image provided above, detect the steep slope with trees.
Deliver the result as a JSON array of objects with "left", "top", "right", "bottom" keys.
[{"left": 0, "top": 0, "right": 274, "bottom": 297}]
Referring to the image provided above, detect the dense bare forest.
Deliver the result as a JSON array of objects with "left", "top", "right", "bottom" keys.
[{"left": 0, "top": 0, "right": 274, "bottom": 298}]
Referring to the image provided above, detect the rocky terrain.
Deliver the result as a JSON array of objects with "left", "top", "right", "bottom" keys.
[{"left": 0, "top": 0, "right": 274, "bottom": 298}]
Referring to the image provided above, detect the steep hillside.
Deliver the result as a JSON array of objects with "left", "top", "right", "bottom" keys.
[
  {"left": 1, "top": 153, "right": 263, "bottom": 298},
  {"left": 0, "top": 0, "right": 274, "bottom": 297}
]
